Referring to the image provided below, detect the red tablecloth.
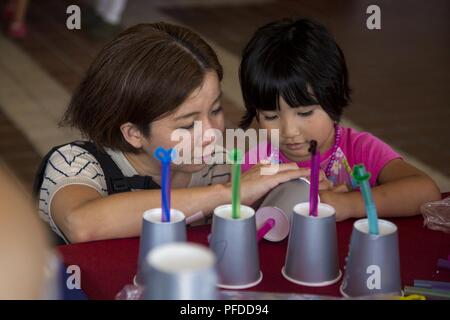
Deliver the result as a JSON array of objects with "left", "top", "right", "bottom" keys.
[{"left": 58, "top": 212, "right": 450, "bottom": 300}]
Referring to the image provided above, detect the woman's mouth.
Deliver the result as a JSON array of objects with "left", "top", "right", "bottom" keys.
[{"left": 192, "top": 152, "right": 214, "bottom": 163}]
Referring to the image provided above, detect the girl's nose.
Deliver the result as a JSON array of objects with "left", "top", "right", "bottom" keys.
[{"left": 281, "top": 117, "right": 301, "bottom": 138}]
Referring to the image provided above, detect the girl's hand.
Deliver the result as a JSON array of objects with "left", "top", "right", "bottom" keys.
[
  {"left": 316, "top": 170, "right": 350, "bottom": 192},
  {"left": 318, "top": 170, "right": 334, "bottom": 191},
  {"left": 227, "top": 163, "right": 310, "bottom": 206},
  {"left": 309, "top": 169, "right": 347, "bottom": 191},
  {"left": 319, "top": 190, "right": 351, "bottom": 221}
]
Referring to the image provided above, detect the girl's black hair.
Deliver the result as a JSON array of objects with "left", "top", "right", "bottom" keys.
[{"left": 239, "top": 18, "right": 351, "bottom": 128}]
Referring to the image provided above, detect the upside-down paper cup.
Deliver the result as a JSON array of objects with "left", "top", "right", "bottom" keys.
[
  {"left": 282, "top": 202, "right": 341, "bottom": 287},
  {"left": 210, "top": 204, "right": 262, "bottom": 289},
  {"left": 134, "top": 208, "right": 186, "bottom": 286},
  {"left": 340, "top": 219, "right": 401, "bottom": 297},
  {"left": 256, "top": 178, "right": 311, "bottom": 242}
]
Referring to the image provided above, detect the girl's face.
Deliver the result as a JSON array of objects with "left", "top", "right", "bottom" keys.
[
  {"left": 143, "top": 71, "right": 225, "bottom": 173},
  {"left": 258, "top": 96, "right": 335, "bottom": 162}
]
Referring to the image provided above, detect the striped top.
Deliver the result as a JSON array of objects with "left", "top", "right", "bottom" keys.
[{"left": 38, "top": 144, "right": 231, "bottom": 243}]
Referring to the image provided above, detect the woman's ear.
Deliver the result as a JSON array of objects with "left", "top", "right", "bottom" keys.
[{"left": 120, "top": 122, "right": 145, "bottom": 149}]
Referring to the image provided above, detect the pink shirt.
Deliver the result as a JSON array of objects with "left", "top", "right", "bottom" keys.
[{"left": 242, "top": 126, "right": 402, "bottom": 188}]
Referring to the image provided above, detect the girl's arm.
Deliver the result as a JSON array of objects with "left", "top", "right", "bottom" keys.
[
  {"left": 320, "top": 159, "right": 441, "bottom": 221},
  {"left": 51, "top": 163, "right": 307, "bottom": 243}
]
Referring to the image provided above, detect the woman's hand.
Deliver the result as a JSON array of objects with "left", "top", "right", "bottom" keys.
[{"left": 227, "top": 163, "right": 310, "bottom": 206}]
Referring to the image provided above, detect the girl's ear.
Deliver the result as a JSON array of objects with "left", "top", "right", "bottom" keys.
[{"left": 120, "top": 122, "right": 145, "bottom": 149}]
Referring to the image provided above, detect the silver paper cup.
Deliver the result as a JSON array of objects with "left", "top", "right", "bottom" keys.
[
  {"left": 135, "top": 208, "right": 186, "bottom": 286},
  {"left": 256, "top": 178, "right": 311, "bottom": 241},
  {"left": 340, "top": 219, "right": 401, "bottom": 297},
  {"left": 282, "top": 202, "right": 341, "bottom": 286},
  {"left": 210, "top": 204, "right": 263, "bottom": 289},
  {"left": 144, "top": 242, "right": 218, "bottom": 300}
]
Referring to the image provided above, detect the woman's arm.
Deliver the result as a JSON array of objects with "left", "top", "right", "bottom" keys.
[
  {"left": 320, "top": 159, "right": 441, "bottom": 221},
  {"left": 51, "top": 184, "right": 229, "bottom": 243},
  {"left": 52, "top": 163, "right": 307, "bottom": 243}
]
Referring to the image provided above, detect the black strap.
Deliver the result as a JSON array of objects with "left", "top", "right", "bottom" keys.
[
  {"left": 72, "top": 141, "right": 161, "bottom": 194},
  {"left": 33, "top": 140, "right": 160, "bottom": 198},
  {"left": 32, "top": 143, "right": 77, "bottom": 246},
  {"left": 33, "top": 141, "right": 160, "bottom": 246}
]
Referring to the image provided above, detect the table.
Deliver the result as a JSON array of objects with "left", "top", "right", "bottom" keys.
[{"left": 58, "top": 207, "right": 450, "bottom": 300}]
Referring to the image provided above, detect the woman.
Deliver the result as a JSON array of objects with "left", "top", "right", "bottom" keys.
[{"left": 37, "top": 22, "right": 306, "bottom": 244}]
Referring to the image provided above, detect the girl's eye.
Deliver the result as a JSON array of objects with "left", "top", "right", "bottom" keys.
[
  {"left": 179, "top": 123, "right": 195, "bottom": 130},
  {"left": 211, "top": 106, "right": 223, "bottom": 115},
  {"left": 263, "top": 114, "right": 278, "bottom": 121},
  {"left": 297, "top": 110, "right": 313, "bottom": 117}
]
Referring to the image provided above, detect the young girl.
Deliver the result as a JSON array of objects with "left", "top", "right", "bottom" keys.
[
  {"left": 239, "top": 18, "right": 441, "bottom": 221},
  {"left": 37, "top": 22, "right": 306, "bottom": 244}
]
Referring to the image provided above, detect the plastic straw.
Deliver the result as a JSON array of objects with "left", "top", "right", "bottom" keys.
[
  {"left": 404, "top": 286, "right": 450, "bottom": 299},
  {"left": 257, "top": 218, "right": 276, "bottom": 242},
  {"left": 437, "top": 258, "right": 450, "bottom": 271},
  {"left": 342, "top": 157, "right": 356, "bottom": 189},
  {"left": 397, "top": 294, "right": 426, "bottom": 300},
  {"left": 154, "top": 147, "right": 174, "bottom": 222},
  {"left": 414, "top": 279, "right": 450, "bottom": 291},
  {"left": 342, "top": 157, "right": 352, "bottom": 176},
  {"left": 229, "top": 149, "right": 243, "bottom": 219},
  {"left": 308, "top": 140, "right": 319, "bottom": 217},
  {"left": 352, "top": 164, "right": 379, "bottom": 235}
]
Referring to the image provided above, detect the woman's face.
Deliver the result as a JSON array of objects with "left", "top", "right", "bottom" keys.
[
  {"left": 144, "top": 71, "right": 225, "bottom": 173},
  {"left": 257, "top": 96, "right": 335, "bottom": 162}
]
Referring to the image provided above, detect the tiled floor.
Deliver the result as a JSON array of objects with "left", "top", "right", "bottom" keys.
[
  {"left": 0, "top": 106, "right": 41, "bottom": 191},
  {"left": 0, "top": 0, "right": 449, "bottom": 191}
]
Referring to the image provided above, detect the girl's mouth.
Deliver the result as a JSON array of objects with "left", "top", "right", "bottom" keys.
[{"left": 285, "top": 143, "right": 307, "bottom": 151}]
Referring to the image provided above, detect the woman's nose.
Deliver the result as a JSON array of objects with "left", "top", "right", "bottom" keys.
[{"left": 200, "top": 119, "right": 216, "bottom": 147}]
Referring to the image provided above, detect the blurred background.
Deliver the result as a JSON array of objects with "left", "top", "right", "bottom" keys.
[{"left": 0, "top": 0, "right": 449, "bottom": 192}]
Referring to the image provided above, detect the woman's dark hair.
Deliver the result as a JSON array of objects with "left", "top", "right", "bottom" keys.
[
  {"left": 239, "top": 18, "right": 350, "bottom": 128},
  {"left": 61, "top": 22, "right": 223, "bottom": 152}
]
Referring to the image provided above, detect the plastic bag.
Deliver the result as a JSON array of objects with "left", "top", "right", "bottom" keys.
[
  {"left": 421, "top": 197, "right": 450, "bottom": 233},
  {"left": 115, "top": 284, "right": 144, "bottom": 300}
]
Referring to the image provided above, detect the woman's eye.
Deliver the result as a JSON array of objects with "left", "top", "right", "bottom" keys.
[
  {"left": 211, "top": 106, "right": 223, "bottom": 115},
  {"left": 263, "top": 114, "right": 278, "bottom": 121},
  {"left": 297, "top": 110, "right": 313, "bottom": 117}
]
